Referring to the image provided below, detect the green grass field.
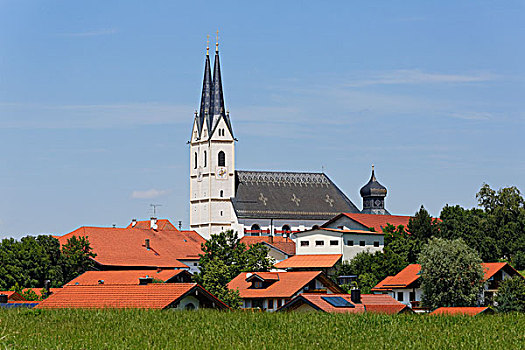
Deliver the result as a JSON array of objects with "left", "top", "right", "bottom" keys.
[{"left": 1, "top": 309, "right": 524, "bottom": 349}]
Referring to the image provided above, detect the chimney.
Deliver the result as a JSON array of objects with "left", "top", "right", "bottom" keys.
[
  {"left": 351, "top": 289, "right": 361, "bottom": 304},
  {"left": 44, "top": 279, "right": 51, "bottom": 298},
  {"left": 139, "top": 276, "right": 153, "bottom": 285},
  {"left": 145, "top": 239, "right": 150, "bottom": 250},
  {"left": 131, "top": 219, "right": 137, "bottom": 227},
  {"left": 150, "top": 217, "right": 158, "bottom": 230},
  {"left": 0, "top": 294, "right": 8, "bottom": 303}
]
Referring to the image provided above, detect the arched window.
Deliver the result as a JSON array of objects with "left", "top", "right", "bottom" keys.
[
  {"left": 194, "top": 152, "right": 197, "bottom": 169},
  {"left": 312, "top": 225, "right": 319, "bottom": 230},
  {"left": 203, "top": 150, "right": 207, "bottom": 167},
  {"left": 251, "top": 224, "right": 260, "bottom": 236},
  {"left": 218, "top": 151, "right": 225, "bottom": 167},
  {"left": 184, "top": 303, "right": 196, "bottom": 310},
  {"left": 220, "top": 190, "right": 224, "bottom": 197},
  {"left": 282, "top": 225, "right": 291, "bottom": 233}
]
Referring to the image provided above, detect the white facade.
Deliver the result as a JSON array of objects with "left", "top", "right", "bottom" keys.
[
  {"left": 189, "top": 116, "right": 236, "bottom": 240},
  {"left": 292, "top": 229, "right": 384, "bottom": 262}
]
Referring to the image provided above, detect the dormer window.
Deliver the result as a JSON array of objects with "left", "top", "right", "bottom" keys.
[{"left": 253, "top": 281, "right": 263, "bottom": 289}]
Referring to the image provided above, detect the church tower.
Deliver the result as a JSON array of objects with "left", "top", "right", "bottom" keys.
[
  {"left": 189, "top": 37, "right": 236, "bottom": 239},
  {"left": 360, "top": 165, "right": 390, "bottom": 215}
]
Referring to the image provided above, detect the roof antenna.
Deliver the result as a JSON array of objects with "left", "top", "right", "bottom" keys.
[{"left": 150, "top": 204, "right": 162, "bottom": 217}]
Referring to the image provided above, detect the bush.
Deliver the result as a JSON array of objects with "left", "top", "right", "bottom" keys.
[{"left": 495, "top": 275, "right": 525, "bottom": 312}]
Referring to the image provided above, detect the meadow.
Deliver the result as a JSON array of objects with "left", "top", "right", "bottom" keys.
[{"left": 0, "top": 309, "right": 524, "bottom": 349}]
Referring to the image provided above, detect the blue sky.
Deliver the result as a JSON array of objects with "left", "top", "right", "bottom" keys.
[{"left": 1, "top": 1, "right": 524, "bottom": 238}]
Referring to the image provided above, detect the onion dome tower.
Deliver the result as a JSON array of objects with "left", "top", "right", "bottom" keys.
[{"left": 360, "top": 165, "right": 389, "bottom": 215}]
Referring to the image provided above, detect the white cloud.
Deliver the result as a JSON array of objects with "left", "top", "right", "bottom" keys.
[
  {"left": 345, "top": 69, "right": 498, "bottom": 87},
  {"left": 131, "top": 189, "right": 169, "bottom": 199},
  {"left": 59, "top": 28, "right": 118, "bottom": 37}
]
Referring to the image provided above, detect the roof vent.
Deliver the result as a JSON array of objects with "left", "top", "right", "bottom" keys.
[
  {"left": 150, "top": 217, "right": 158, "bottom": 230},
  {"left": 145, "top": 239, "right": 150, "bottom": 250},
  {"left": 98, "top": 280, "right": 104, "bottom": 285},
  {"left": 131, "top": 219, "right": 137, "bottom": 227}
]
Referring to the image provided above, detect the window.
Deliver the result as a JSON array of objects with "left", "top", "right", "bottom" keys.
[
  {"left": 330, "top": 240, "right": 338, "bottom": 246},
  {"left": 359, "top": 241, "right": 366, "bottom": 247},
  {"left": 282, "top": 225, "right": 291, "bottom": 232},
  {"left": 251, "top": 224, "right": 260, "bottom": 236},
  {"left": 252, "top": 299, "right": 263, "bottom": 309},
  {"left": 300, "top": 241, "right": 309, "bottom": 247},
  {"left": 253, "top": 281, "right": 263, "bottom": 289},
  {"left": 184, "top": 303, "right": 196, "bottom": 310},
  {"left": 268, "top": 299, "right": 274, "bottom": 309},
  {"left": 312, "top": 225, "right": 319, "bottom": 230},
  {"left": 220, "top": 190, "right": 224, "bottom": 197},
  {"left": 409, "top": 291, "right": 416, "bottom": 302},
  {"left": 194, "top": 152, "right": 197, "bottom": 169},
  {"left": 218, "top": 151, "right": 225, "bottom": 166},
  {"left": 220, "top": 211, "right": 223, "bottom": 216},
  {"left": 373, "top": 241, "right": 380, "bottom": 247},
  {"left": 277, "top": 299, "right": 282, "bottom": 308},
  {"left": 397, "top": 292, "right": 404, "bottom": 302},
  {"left": 315, "top": 240, "right": 324, "bottom": 246},
  {"left": 346, "top": 240, "right": 354, "bottom": 246},
  {"left": 203, "top": 150, "right": 207, "bottom": 167}
]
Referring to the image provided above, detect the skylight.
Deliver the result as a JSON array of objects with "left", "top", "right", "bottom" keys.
[{"left": 321, "top": 296, "right": 354, "bottom": 308}]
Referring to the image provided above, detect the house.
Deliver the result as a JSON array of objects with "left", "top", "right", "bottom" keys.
[
  {"left": 240, "top": 236, "right": 295, "bottom": 262},
  {"left": 227, "top": 271, "right": 343, "bottom": 311},
  {"left": 273, "top": 254, "right": 342, "bottom": 275},
  {"left": 0, "top": 291, "right": 26, "bottom": 302},
  {"left": 65, "top": 269, "right": 193, "bottom": 286},
  {"left": 321, "top": 213, "right": 412, "bottom": 232},
  {"left": 0, "top": 292, "right": 39, "bottom": 309},
  {"left": 373, "top": 262, "right": 524, "bottom": 309},
  {"left": 277, "top": 292, "right": 412, "bottom": 314},
  {"left": 56, "top": 218, "right": 205, "bottom": 273},
  {"left": 36, "top": 283, "right": 228, "bottom": 310},
  {"left": 430, "top": 307, "right": 494, "bottom": 316},
  {"left": 292, "top": 227, "right": 384, "bottom": 262}
]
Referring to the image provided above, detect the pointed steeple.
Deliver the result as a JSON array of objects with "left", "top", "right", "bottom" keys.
[
  {"left": 210, "top": 36, "right": 225, "bottom": 130},
  {"left": 197, "top": 38, "right": 213, "bottom": 134}
]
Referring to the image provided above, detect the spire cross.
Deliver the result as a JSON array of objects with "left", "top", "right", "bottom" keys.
[
  {"left": 206, "top": 35, "right": 210, "bottom": 55},
  {"left": 216, "top": 30, "right": 219, "bottom": 51}
]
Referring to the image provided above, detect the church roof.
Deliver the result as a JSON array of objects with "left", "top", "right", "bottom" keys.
[{"left": 232, "top": 171, "right": 360, "bottom": 220}]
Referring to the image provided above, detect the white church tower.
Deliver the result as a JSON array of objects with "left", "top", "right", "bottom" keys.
[{"left": 189, "top": 39, "right": 236, "bottom": 239}]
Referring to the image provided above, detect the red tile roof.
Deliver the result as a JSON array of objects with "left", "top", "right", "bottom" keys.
[
  {"left": 228, "top": 271, "right": 342, "bottom": 299},
  {"left": 279, "top": 293, "right": 410, "bottom": 314},
  {"left": 274, "top": 254, "right": 342, "bottom": 269},
  {"left": 22, "top": 288, "right": 62, "bottom": 298},
  {"left": 0, "top": 291, "right": 26, "bottom": 301},
  {"left": 36, "top": 283, "right": 228, "bottom": 309},
  {"left": 431, "top": 307, "right": 492, "bottom": 316},
  {"left": 56, "top": 219, "right": 205, "bottom": 269},
  {"left": 381, "top": 264, "right": 422, "bottom": 288},
  {"left": 324, "top": 213, "right": 413, "bottom": 232},
  {"left": 65, "top": 270, "right": 190, "bottom": 286},
  {"left": 319, "top": 228, "right": 383, "bottom": 235},
  {"left": 371, "top": 276, "right": 394, "bottom": 292},
  {"left": 240, "top": 236, "right": 296, "bottom": 256}
]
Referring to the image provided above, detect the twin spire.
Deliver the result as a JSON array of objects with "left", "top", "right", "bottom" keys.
[{"left": 197, "top": 32, "right": 231, "bottom": 137}]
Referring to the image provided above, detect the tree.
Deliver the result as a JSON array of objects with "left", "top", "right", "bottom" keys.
[
  {"left": 494, "top": 275, "right": 525, "bottom": 312},
  {"left": 406, "top": 206, "right": 440, "bottom": 260},
  {"left": 60, "top": 235, "right": 96, "bottom": 283},
  {"left": 195, "top": 230, "right": 273, "bottom": 308},
  {"left": 419, "top": 237, "right": 484, "bottom": 309}
]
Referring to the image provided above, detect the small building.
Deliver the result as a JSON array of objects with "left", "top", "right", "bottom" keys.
[
  {"left": 240, "top": 236, "right": 295, "bottom": 263},
  {"left": 430, "top": 307, "right": 494, "bottom": 316},
  {"left": 0, "top": 292, "right": 39, "bottom": 309},
  {"left": 0, "top": 291, "right": 26, "bottom": 302},
  {"left": 273, "top": 254, "right": 342, "bottom": 275},
  {"left": 292, "top": 227, "right": 384, "bottom": 262},
  {"left": 227, "top": 271, "right": 343, "bottom": 311},
  {"left": 373, "top": 262, "right": 524, "bottom": 309},
  {"left": 56, "top": 219, "right": 205, "bottom": 273},
  {"left": 65, "top": 269, "right": 193, "bottom": 286},
  {"left": 36, "top": 283, "right": 228, "bottom": 310},
  {"left": 278, "top": 292, "right": 412, "bottom": 314}
]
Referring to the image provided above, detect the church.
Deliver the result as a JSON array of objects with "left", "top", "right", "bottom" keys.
[{"left": 189, "top": 41, "right": 390, "bottom": 240}]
